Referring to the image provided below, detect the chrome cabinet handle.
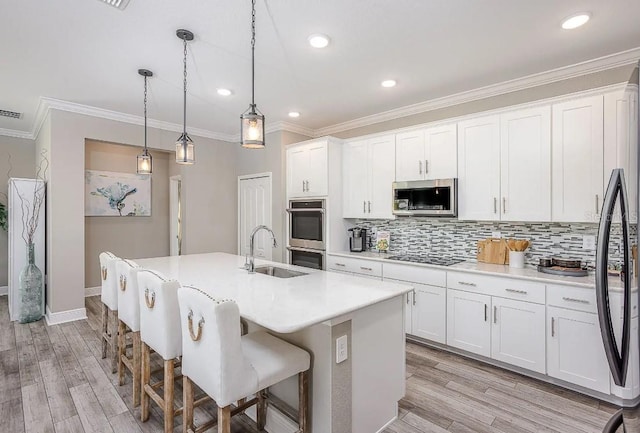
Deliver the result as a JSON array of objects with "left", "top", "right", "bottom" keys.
[
  {"left": 562, "top": 297, "right": 589, "bottom": 304},
  {"left": 551, "top": 317, "right": 555, "bottom": 337},
  {"left": 363, "top": 201, "right": 366, "bottom": 213},
  {"left": 419, "top": 160, "right": 422, "bottom": 175},
  {"left": 368, "top": 201, "right": 371, "bottom": 213},
  {"left": 506, "top": 288, "right": 528, "bottom": 295},
  {"left": 494, "top": 197, "right": 497, "bottom": 214},
  {"left": 493, "top": 306, "right": 497, "bottom": 324},
  {"left": 459, "top": 281, "right": 477, "bottom": 287},
  {"left": 334, "top": 263, "right": 346, "bottom": 267},
  {"left": 425, "top": 160, "right": 428, "bottom": 174},
  {"left": 413, "top": 290, "right": 416, "bottom": 306},
  {"left": 360, "top": 266, "right": 373, "bottom": 271},
  {"left": 484, "top": 304, "right": 488, "bottom": 322},
  {"left": 595, "top": 194, "right": 599, "bottom": 214},
  {"left": 302, "top": 180, "right": 305, "bottom": 192},
  {"left": 406, "top": 293, "right": 410, "bottom": 304},
  {"left": 503, "top": 197, "right": 506, "bottom": 214}
]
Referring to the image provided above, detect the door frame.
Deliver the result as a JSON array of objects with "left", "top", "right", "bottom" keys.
[
  {"left": 237, "top": 172, "right": 273, "bottom": 256},
  {"left": 169, "top": 175, "right": 182, "bottom": 256}
]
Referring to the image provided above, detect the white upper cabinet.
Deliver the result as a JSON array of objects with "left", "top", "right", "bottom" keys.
[
  {"left": 551, "top": 95, "right": 604, "bottom": 222},
  {"left": 395, "top": 124, "right": 457, "bottom": 182},
  {"left": 604, "top": 88, "right": 638, "bottom": 223},
  {"left": 343, "top": 135, "right": 396, "bottom": 219},
  {"left": 500, "top": 106, "right": 551, "bottom": 222},
  {"left": 457, "top": 115, "right": 501, "bottom": 221},
  {"left": 287, "top": 140, "right": 328, "bottom": 198}
]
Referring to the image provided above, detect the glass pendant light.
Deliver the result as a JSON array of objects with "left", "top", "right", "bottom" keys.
[
  {"left": 175, "top": 29, "right": 195, "bottom": 164},
  {"left": 240, "top": 0, "right": 265, "bottom": 149},
  {"left": 136, "top": 69, "right": 153, "bottom": 174}
]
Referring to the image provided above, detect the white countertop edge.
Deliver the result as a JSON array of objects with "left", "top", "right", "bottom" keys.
[{"left": 328, "top": 251, "right": 636, "bottom": 291}]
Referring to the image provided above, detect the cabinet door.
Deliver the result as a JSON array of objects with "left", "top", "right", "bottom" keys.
[
  {"left": 610, "top": 293, "right": 640, "bottom": 399},
  {"left": 547, "top": 306, "right": 610, "bottom": 394},
  {"left": 395, "top": 130, "right": 425, "bottom": 181},
  {"left": 343, "top": 140, "right": 369, "bottom": 218},
  {"left": 491, "top": 297, "right": 546, "bottom": 373},
  {"left": 500, "top": 106, "right": 551, "bottom": 222},
  {"left": 368, "top": 134, "right": 396, "bottom": 219},
  {"left": 287, "top": 146, "right": 308, "bottom": 198},
  {"left": 425, "top": 124, "right": 457, "bottom": 180},
  {"left": 447, "top": 289, "right": 491, "bottom": 357},
  {"left": 457, "top": 115, "right": 501, "bottom": 221},
  {"left": 412, "top": 284, "right": 446, "bottom": 344},
  {"left": 604, "top": 89, "right": 638, "bottom": 224},
  {"left": 551, "top": 96, "right": 604, "bottom": 222},
  {"left": 306, "top": 142, "right": 328, "bottom": 196}
]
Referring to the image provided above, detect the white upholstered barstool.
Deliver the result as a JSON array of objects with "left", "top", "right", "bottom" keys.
[
  {"left": 177, "top": 286, "right": 311, "bottom": 433},
  {"left": 115, "top": 258, "right": 142, "bottom": 406},
  {"left": 99, "top": 251, "right": 120, "bottom": 374},
  {"left": 137, "top": 269, "right": 184, "bottom": 433}
]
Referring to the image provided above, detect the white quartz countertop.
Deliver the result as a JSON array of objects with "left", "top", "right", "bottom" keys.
[
  {"left": 134, "top": 252, "right": 412, "bottom": 334},
  {"left": 328, "top": 251, "right": 636, "bottom": 291}
]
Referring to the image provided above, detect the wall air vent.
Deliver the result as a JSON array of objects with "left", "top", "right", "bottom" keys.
[
  {"left": 0, "top": 110, "right": 22, "bottom": 119},
  {"left": 99, "top": 0, "right": 131, "bottom": 10}
]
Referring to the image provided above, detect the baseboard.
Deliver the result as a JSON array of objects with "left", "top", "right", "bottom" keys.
[
  {"left": 245, "top": 404, "right": 298, "bottom": 433},
  {"left": 85, "top": 286, "right": 100, "bottom": 297},
  {"left": 0, "top": 286, "right": 7, "bottom": 296},
  {"left": 377, "top": 412, "right": 398, "bottom": 433},
  {"left": 45, "top": 305, "right": 87, "bottom": 325}
]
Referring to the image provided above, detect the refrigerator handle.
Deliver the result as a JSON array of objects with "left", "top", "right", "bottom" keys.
[{"left": 595, "top": 168, "right": 632, "bottom": 387}]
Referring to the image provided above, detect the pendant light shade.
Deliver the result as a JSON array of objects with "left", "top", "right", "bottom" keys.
[
  {"left": 137, "top": 69, "right": 153, "bottom": 175},
  {"left": 176, "top": 29, "right": 195, "bottom": 164},
  {"left": 240, "top": 0, "right": 265, "bottom": 149}
]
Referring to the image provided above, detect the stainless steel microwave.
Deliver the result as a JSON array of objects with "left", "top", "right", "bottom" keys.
[{"left": 392, "top": 179, "right": 457, "bottom": 217}]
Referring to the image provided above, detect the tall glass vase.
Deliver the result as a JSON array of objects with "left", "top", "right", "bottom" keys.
[{"left": 19, "top": 242, "right": 44, "bottom": 323}]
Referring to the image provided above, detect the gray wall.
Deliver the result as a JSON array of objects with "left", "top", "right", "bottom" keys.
[
  {"left": 333, "top": 64, "right": 638, "bottom": 139},
  {"left": 236, "top": 130, "right": 311, "bottom": 262},
  {"left": 0, "top": 136, "right": 36, "bottom": 287},
  {"left": 84, "top": 140, "right": 170, "bottom": 288}
]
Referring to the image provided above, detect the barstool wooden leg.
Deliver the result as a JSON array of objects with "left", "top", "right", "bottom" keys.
[
  {"left": 132, "top": 331, "right": 141, "bottom": 407},
  {"left": 141, "top": 342, "right": 150, "bottom": 422},
  {"left": 110, "top": 310, "right": 119, "bottom": 374},
  {"left": 117, "top": 321, "right": 126, "bottom": 386},
  {"left": 298, "top": 370, "right": 309, "bottom": 433},
  {"left": 183, "top": 376, "right": 194, "bottom": 433},
  {"left": 101, "top": 304, "right": 108, "bottom": 359},
  {"left": 217, "top": 406, "right": 231, "bottom": 433},
  {"left": 164, "top": 359, "right": 175, "bottom": 433},
  {"left": 256, "top": 390, "right": 267, "bottom": 431}
]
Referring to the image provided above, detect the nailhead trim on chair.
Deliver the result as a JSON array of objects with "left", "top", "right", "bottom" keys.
[{"left": 182, "top": 285, "right": 234, "bottom": 305}]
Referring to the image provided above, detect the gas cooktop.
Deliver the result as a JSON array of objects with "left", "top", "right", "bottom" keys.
[{"left": 386, "top": 255, "right": 464, "bottom": 266}]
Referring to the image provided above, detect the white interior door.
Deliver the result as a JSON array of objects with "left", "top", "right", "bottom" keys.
[
  {"left": 238, "top": 174, "right": 272, "bottom": 260},
  {"left": 169, "top": 175, "right": 182, "bottom": 256}
]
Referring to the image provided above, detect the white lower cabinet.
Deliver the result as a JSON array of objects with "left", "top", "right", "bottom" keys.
[
  {"left": 491, "top": 297, "right": 546, "bottom": 374},
  {"left": 547, "top": 306, "right": 611, "bottom": 394},
  {"left": 447, "top": 289, "right": 492, "bottom": 357},
  {"left": 411, "top": 284, "right": 447, "bottom": 344}
]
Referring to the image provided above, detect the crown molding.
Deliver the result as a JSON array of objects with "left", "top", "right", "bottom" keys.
[
  {"left": 314, "top": 47, "right": 640, "bottom": 137},
  {"left": 0, "top": 127, "right": 32, "bottom": 140},
  {"left": 267, "top": 121, "right": 315, "bottom": 138}
]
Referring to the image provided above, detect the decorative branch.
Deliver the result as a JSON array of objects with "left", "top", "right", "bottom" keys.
[{"left": 12, "top": 149, "right": 48, "bottom": 246}]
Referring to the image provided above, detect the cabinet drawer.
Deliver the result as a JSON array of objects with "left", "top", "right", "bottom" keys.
[
  {"left": 547, "top": 284, "right": 597, "bottom": 313},
  {"left": 383, "top": 262, "right": 446, "bottom": 287},
  {"left": 447, "top": 272, "right": 545, "bottom": 304},
  {"left": 327, "top": 255, "right": 382, "bottom": 278}
]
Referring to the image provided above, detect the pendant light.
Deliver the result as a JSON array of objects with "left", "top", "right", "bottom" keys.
[
  {"left": 240, "top": 0, "right": 265, "bottom": 149},
  {"left": 136, "top": 69, "right": 153, "bottom": 174},
  {"left": 175, "top": 29, "right": 195, "bottom": 164}
]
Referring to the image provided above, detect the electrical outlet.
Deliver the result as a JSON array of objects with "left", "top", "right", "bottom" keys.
[
  {"left": 336, "top": 335, "right": 348, "bottom": 364},
  {"left": 492, "top": 231, "right": 502, "bottom": 239},
  {"left": 583, "top": 235, "right": 596, "bottom": 250}
]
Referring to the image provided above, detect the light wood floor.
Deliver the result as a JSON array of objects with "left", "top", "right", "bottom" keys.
[{"left": 0, "top": 296, "right": 619, "bottom": 433}]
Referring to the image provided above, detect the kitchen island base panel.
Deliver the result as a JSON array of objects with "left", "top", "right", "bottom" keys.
[{"left": 244, "top": 296, "right": 406, "bottom": 433}]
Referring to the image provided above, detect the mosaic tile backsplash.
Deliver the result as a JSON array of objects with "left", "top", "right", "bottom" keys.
[{"left": 356, "top": 219, "right": 637, "bottom": 269}]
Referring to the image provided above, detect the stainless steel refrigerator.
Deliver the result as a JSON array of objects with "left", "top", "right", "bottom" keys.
[{"left": 596, "top": 168, "right": 640, "bottom": 432}]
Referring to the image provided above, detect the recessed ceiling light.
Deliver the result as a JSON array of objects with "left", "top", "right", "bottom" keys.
[
  {"left": 308, "top": 34, "right": 330, "bottom": 48},
  {"left": 381, "top": 80, "right": 397, "bottom": 88},
  {"left": 562, "top": 13, "right": 591, "bottom": 30},
  {"left": 217, "top": 88, "right": 232, "bottom": 96},
  {"left": 288, "top": 112, "right": 300, "bottom": 118}
]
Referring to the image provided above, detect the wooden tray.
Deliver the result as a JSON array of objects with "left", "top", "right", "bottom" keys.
[{"left": 477, "top": 238, "right": 509, "bottom": 265}]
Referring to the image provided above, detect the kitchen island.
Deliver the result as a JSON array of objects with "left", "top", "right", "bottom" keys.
[{"left": 135, "top": 252, "right": 412, "bottom": 433}]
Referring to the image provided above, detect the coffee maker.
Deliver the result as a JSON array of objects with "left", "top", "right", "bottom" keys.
[{"left": 348, "top": 227, "right": 368, "bottom": 252}]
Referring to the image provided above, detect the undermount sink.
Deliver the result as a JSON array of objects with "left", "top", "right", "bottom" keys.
[{"left": 254, "top": 265, "right": 308, "bottom": 278}]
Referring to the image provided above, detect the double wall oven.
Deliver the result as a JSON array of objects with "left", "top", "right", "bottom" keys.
[{"left": 287, "top": 199, "right": 326, "bottom": 270}]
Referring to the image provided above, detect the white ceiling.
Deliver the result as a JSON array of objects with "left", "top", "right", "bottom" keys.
[{"left": 2, "top": 0, "right": 640, "bottom": 138}]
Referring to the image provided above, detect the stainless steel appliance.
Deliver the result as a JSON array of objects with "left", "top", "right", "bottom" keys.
[
  {"left": 348, "top": 227, "right": 368, "bottom": 252},
  {"left": 386, "top": 255, "right": 464, "bottom": 266},
  {"left": 287, "top": 199, "right": 326, "bottom": 270},
  {"left": 392, "top": 179, "right": 457, "bottom": 217},
  {"left": 287, "top": 199, "right": 325, "bottom": 250},
  {"left": 596, "top": 168, "right": 640, "bottom": 432}
]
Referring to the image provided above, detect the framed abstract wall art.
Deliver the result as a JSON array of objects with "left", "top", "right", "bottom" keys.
[{"left": 85, "top": 170, "right": 151, "bottom": 216}]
